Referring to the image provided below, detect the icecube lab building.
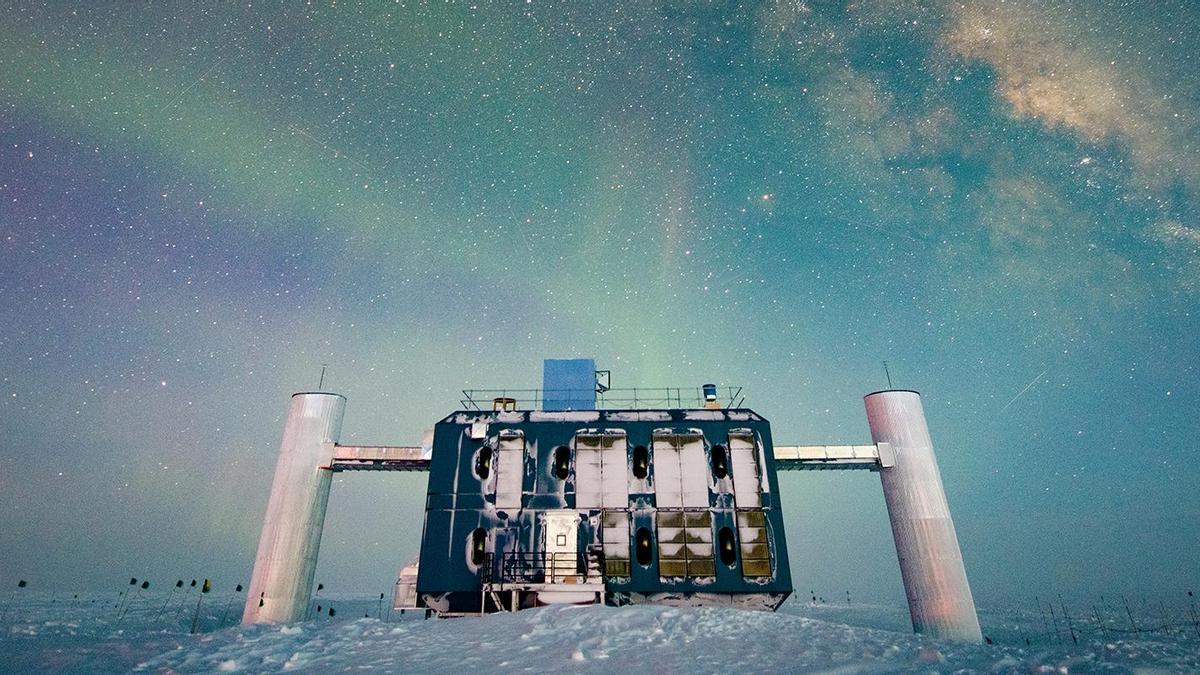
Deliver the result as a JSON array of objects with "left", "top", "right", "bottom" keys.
[{"left": 242, "top": 359, "right": 983, "bottom": 642}]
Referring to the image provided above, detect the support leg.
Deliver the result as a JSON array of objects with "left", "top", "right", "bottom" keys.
[
  {"left": 242, "top": 392, "right": 346, "bottom": 625},
  {"left": 865, "top": 390, "right": 982, "bottom": 643}
]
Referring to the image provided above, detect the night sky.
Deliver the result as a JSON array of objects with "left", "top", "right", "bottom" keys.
[{"left": 2, "top": 1, "right": 1197, "bottom": 606}]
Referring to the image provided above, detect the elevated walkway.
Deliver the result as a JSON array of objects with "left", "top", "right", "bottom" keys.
[{"left": 329, "top": 442, "right": 895, "bottom": 472}]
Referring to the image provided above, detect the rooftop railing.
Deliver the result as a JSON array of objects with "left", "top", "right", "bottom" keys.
[{"left": 459, "top": 386, "right": 745, "bottom": 411}]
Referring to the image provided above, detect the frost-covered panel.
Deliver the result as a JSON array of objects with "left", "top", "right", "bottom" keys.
[
  {"left": 601, "top": 433, "right": 628, "bottom": 509},
  {"left": 652, "top": 436, "right": 682, "bottom": 508},
  {"left": 729, "top": 432, "right": 761, "bottom": 508},
  {"left": 574, "top": 433, "right": 603, "bottom": 509},
  {"left": 679, "top": 435, "right": 709, "bottom": 508},
  {"left": 601, "top": 510, "right": 630, "bottom": 577},
  {"left": 494, "top": 431, "right": 525, "bottom": 510}
]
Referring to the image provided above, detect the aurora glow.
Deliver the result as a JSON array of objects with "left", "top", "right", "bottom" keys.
[{"left": 1, "top": 1, "right": 1197, "bottom": 606}]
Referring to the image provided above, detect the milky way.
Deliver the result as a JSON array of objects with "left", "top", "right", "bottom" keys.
[{"left": 1, "top": 1, "right": 1197, "bottom": 603}]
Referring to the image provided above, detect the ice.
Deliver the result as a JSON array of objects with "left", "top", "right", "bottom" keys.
[
  {"left": 529, "top": 411, "right": 601, "bottom": 422},
  {"left": 683, "top": 410, "right": 726, "bottom": 421},
  {"left": 1, "top": 591, "right": 1198, "bottom": 673},
  {"left": 604, "top": 411, "right": 671, "bottom": 422}
]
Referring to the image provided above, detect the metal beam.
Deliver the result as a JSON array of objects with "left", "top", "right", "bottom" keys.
[
  {"left": 773, "top": 443, "right": 893, "bottom": 471},
  {"left": 329, "top": 445, "right": 429, "bottom": 472}
]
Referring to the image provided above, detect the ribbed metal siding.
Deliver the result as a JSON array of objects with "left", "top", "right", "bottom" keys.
[{"left": 865, "top": 390, "right": 982, "bottom": 643}]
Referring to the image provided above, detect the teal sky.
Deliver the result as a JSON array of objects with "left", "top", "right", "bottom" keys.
[{"left": 1, "top": 1, "right": 1197, "bottom": 606}]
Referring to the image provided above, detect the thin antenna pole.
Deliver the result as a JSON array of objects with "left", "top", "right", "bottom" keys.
[
  {"left": 318, "top": 364, "right": 328, "bottom": 390},
  {"left": 883, "top": 361, "right": 893, "bottom": 389}
]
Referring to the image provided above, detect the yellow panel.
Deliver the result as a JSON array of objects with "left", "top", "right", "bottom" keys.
[
  {"left": 602, "top": 511, "right": 628, "bottom": 529},
  {"left": 684, "top": 510, "right": 712, "bottom": 527},
  {"left": 657, "top": 511, "right": 685, "bottom": 527},
  {"left": 687, "top": 559, "right": 715, "bottom": 577},
  {"left": 605, "top": 560, "right": 630, "bottom": 577},
  {"left": 683, "top": 528, "right": 713, "bottom": 544},
  {"left": 741, "top": 559, "right": 772, "bottom": 577},
  {"left": 659, "top": 561, "right": 687, "bottom": 577}
]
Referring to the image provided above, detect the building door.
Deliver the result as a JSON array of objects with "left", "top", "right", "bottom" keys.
[{"left": 541, "top": 510, "right": 578, "bottom": 583}]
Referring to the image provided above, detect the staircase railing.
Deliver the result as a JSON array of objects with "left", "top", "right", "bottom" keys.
[{"left": 481, "top": 551, "right": 603, "bottom": 589}]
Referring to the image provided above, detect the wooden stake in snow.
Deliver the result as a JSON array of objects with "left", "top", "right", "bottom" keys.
[
  {"left": 1093, "top": 604, "right": 1108, "bottom": 640},
  {"left": 1122, "top": 595, "right": 1140, "bottom": 637},
  {"left": 219, "top": 584, "right": 244, "bottom": 625},
  {"left": 118, "top": 580, "right": 150, "bottom": 624},
  {"left": 1, "top": 580, "right": 27, "bottom": 622},
  {"left": 176, "top": 579, "right": 197, "bottom": 619},
  {"left": 1046, "top": 599, "right": 1063, "bottom": 644},
  {"left": 115, "top": 578, "right": 138, "bottom": 619},
  {"left": 1188, "top": 591, "right": 1199, "bottom": 638},
  {"left": 1035, "top": 596, "right": 1050, "bottom": 644},
  {"left": 156, "top": 580, "right": 184, "bottom": 623},
  {"left": 190, "top": 579, "right": 211, "bottom": 634},
  {"left": 1058, "top": 595, "right": 1077, "bottom": 645}
]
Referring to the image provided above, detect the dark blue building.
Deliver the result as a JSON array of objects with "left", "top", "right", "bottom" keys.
[{"left": 415, "top": 398, "right": 793, "bottom": 613}]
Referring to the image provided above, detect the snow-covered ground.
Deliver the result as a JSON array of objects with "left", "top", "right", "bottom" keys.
[{"left": 2, "top": 592, "right": 1198, "bottom": 673}]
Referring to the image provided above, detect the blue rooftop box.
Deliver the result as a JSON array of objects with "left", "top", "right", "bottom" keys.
[{"left": 542, "top": 358, "right": 596, "bottom": 411}]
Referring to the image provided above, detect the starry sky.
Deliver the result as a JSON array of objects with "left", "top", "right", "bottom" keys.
[{"left": 2, "top": 1, "right": 1198, "bottom": 606}]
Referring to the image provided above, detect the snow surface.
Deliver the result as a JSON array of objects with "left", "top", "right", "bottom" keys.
[{"left": 2, "top": 592, "right": 1198, "bottom": 673}]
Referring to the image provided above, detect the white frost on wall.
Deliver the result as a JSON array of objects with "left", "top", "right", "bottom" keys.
[
  {"left": 494, "top": 431, "right": 525, "bottom": 510},
  {"left": 652, "top": 434, "right": 682, "bottom": 508},
  {"left": 575, "top": 431, "right": 629, "bottom": 509},
  {"left": 728, "top": 431, "right": 762, "bottom": 508},
  {"left": 530, "top": 411, "right": 601, "bottom": 422},
  {"left": 605, "top": 411, "right": 671, "bottom": 422},
  {"left": 679, "top": 434, "right": 708, "bottom": 508}
]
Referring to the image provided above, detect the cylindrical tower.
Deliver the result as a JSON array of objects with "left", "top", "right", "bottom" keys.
[
  {"left": 864, "top": 390, "right": 982, "bottom": 643},
  {"left": 242, "top": 392, "right": 346, "bottom": 625}
]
